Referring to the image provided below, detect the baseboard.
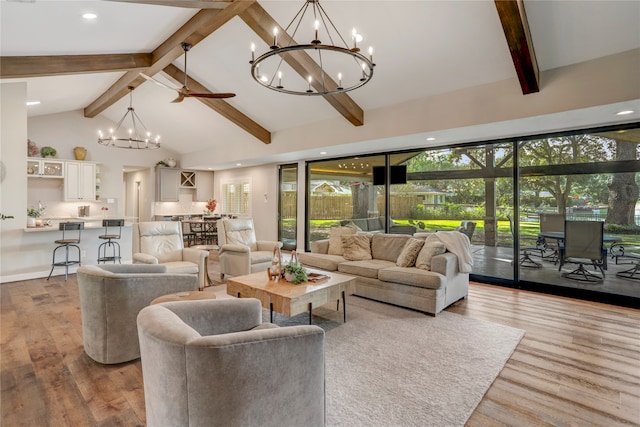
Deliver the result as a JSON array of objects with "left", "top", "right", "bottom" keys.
[{"left": 0, "top": 259, "right": 133, "bottom": 283}]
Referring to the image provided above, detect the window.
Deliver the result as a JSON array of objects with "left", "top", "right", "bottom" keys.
[{"left": 221, "top": 178, "right": 251, "bottom": 215}]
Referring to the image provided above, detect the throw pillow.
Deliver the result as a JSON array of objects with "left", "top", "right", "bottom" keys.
[
  {"left": 328, "top": 226, "right": 357, "bottom": 255},
  {"left": 416, "top": 235, "right": 446, "bottom": 270},
  {"left": 395, "top": 238, "right": 424, "bottom": 267},
  {"left": 341, "top": 234, "right": 372, "bottom": 261}
]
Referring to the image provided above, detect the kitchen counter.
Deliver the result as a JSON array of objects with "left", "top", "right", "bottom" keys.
[{"left": 24, "top": 218, "right": 135, "bottom": 233}]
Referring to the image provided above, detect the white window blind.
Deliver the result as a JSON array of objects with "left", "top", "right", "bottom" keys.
[{"left": 221, "top": 179, "right": 251, "bottom": 215}]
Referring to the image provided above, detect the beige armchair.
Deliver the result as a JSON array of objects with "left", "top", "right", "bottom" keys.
[
  {"left": 76, "top": 264, "right": 198, "bottom": 364},
  {"left": 137, "top": 298, "right": 325, "bottom": 427},
  {"left": 133, "top": 221, "right": 209, "bottom": 289},
  {"left": 217, "top": 218, "right": 282, "bottom": 279}
]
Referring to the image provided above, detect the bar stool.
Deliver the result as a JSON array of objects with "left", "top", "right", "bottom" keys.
[
  {"left": 47, "top": 221, "right": 84, "bottom": 280},
  {"left": 97, "top": 219, "right": 125, "bottom": 263}
]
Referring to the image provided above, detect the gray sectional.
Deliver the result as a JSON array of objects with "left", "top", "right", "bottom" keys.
[{"left": 298, "top": 233, "right": 469, "bottom": 315}]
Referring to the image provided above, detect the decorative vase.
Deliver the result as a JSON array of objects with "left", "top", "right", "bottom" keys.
[
  {"left": 27, "top": 217, "right": 36, "bottom": 227},
  {"left": 74, "top": 146, "right": 87, "bottom": 160},
  {"left": 166, "top": 158, "right": 177, "bottom": 167},
  {"left": 284, "top": 272, "right": 296, "bottom": 282}
]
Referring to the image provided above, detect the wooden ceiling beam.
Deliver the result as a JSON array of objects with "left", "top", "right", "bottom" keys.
[
  {"left": 494, "top": 0, "right": 539, "bottom": 94},
  {"left": 0, "top": 53, "right": 152, "bottom": 79},
  {"left": 84, "top": 0, "right": 255, "bottom": 118},
  {"left": 239, "top": 2, "right": 365, "bottom": 126},
  {"left": 162, "top": 63, "right": 271, "bottom": 144},
  {"left": 107, "top": 0, "right": 232, "bottom": 9}
]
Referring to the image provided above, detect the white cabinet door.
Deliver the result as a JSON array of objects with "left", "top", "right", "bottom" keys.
[
  {"left": 65, "top": 162, "right": 96, "bottom": 201},
  {"left": 195, "top": 171, "right": 214, "bottom": 201},
  {"left": 156, "top": 168, "right": 180, "bottom": 202}
]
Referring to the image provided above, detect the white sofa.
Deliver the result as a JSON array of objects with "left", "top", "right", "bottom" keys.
[{"left": 297, "top": 232, "right": 470, "bottom": 315}]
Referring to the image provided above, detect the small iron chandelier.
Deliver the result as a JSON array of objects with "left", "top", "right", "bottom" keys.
[
  {"left": 97, "top": 86, "right": 160, "bottom": 149},
  {"left": 249, "top": 0, "right": 375, "bottom": 96}
]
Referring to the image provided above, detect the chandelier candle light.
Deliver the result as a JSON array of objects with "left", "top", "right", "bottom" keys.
[
  {"left": 97, "top": 86, "right": 160, "bottom": 149},
  {"left": 249, "top": 0, "right": 375, "bottom": 96}
]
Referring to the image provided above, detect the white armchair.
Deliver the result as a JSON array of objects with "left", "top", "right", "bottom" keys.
[
  {"left": 133, "top": 221, "right": 209, "bottom": 290},
  {"left": 217, "top": 218, "right": 282, "bottom": 279}
]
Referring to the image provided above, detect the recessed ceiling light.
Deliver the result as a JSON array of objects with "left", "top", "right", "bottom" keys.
[
  {"left": 320, "top": 151, "right": 327, "bottom": 155},
  {"left": 207, "top": 167, "right": 213, "bottom": 170},
  {"left": 426, "top": 137, "right": 436, "bottom": 141},
  {"left": 236, "top": 163, "right": 242, "bottom": 166},
  {"left": 616, "top": 110, "right": 634, "bottom": 116},
  {"left": 82, "top": 12, "right": 97, "bottom": 20},
  {"left": 26, "top": 101, "right": 40, "bottom": 106}
]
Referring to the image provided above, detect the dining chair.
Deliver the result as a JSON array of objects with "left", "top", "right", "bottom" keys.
[
  {"left": 539, "top": 213, "right": 565, "bottom": 262},
  {"left": 507, "top": 215, "right": 544, "bottom": 268},
  {"left": 558, "top": 220, "right": 605, "bottom": 282}
]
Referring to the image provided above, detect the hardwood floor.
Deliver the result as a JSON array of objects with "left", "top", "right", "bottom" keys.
[{"left": 1, "top": 274, "right": 639, "bottom": 426}]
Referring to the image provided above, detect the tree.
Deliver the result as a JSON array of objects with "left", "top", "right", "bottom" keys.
[{"left": 605, "top": 140, "right": 639, "bottom": 225}]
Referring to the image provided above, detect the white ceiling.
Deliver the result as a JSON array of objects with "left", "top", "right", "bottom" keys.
[{"left": 1, "top": 0, "right": 639, "bottom": 168}]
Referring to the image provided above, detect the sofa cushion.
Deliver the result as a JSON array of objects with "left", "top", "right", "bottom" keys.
[
  {"left": 338, "top": 259, "right": 396, "bottom": 279},
  {"left": 250, "top": 250, "right": 275, "bottom": 264},
  {"left": 222, "top": 218, "right": 258, "bottom": 251},
  {"left": 396, "top": 238, "right": 424, "bottom": 267},
  {"left": 371, "top": 234, "right": 411, "bottom": 262},
  {"left": 328, "top": 227, "right": 357, "bottom": 255},
  {"left": 341, "top": 234, "right": 372, "bottom": 261},
  {"left": 378, "top": 266, "right": 444, "bottom": 290},
  {"left": 297, "top": 252, "right": 345, "bottom": 271},
  {"left": 162, "top": 261, "right": 199, "bottom": 275},
  {"left": 415, "top": 235, "right": 447, "bottom": 270}
]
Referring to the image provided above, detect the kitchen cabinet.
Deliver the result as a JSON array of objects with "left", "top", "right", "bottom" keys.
[
  {"left": 156, "top": 167, "right": 180, "bottom": 202},
  {"left": 64, "top": 161, "right": 96, "bottom": 201},
  {"left": 27, "top": 158, "right": 64, "bottom": 178},
  {"left": 195, "top": 171, "right": 214, "bottom": 201}
]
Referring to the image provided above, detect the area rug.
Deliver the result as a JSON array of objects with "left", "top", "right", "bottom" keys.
[{"left": 268, "top": 296, "right": 525, "bottom": 427}]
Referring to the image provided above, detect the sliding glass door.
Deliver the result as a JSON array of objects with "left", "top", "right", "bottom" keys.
[{"left": 278, "top": 163, "right": 298, "bottom": 251}]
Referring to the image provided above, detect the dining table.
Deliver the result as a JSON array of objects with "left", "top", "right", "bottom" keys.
[{"left": 181, "top": 217, "right": 220, "bottom": 246}]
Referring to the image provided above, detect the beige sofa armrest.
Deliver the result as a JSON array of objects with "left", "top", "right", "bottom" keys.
[
  {"left": 311, "top": 239, "right": 329, "bottom": 254},
  {"left": 133, "top": 252, "right": 159, "bottom": 264},
  {"left": 183, "top": 247, "right": 209, "bottom": 265},
  {"left": 256, "top": 240, "right": 283, "bottom": 251},
  {"left": 430, "top": 252, "right": 458, "bottom": 277},
  {"left": 219, "top": 244, "right": 251, "bottom": 254}
]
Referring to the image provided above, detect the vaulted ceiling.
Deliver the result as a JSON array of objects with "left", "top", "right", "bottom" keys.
[{"left": 1, "top": 0, "right": 639, "bottom": 169}]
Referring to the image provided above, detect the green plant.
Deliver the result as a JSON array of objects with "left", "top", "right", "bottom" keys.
[
  {"left": 27, "top": 207, "right": 45, "bottom": 218},
  {"left": 40, "top": 146, "right": 56, "bottom": 157},
  {"left": 156, "top": 160, "right": 169, "bottom": 167},
  {"left": 283, "top": 260, "right": 308, "bottom": 284}
]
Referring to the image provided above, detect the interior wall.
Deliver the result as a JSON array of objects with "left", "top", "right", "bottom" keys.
[
  {"left": 28, "top": 110, "right": 175, "bottom": 219},
  {"left": 0, "top": 83, "right": 29, "bottom": 280},
  {"left": 214, "top": 163, "right": 279, "bottom": 242}
]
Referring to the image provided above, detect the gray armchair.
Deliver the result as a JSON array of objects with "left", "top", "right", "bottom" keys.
[
  {"left": 137, "top": 298, "right": 325, "bottom": 427},
  {"left": 217, "top": 218, "right": 282, "bottom": 279},
  {"left": 133, "top": 221, "right": 209, "bottom": 289},
  {"left": 76, "top": 264, "right": 198, "bottom": 364}
]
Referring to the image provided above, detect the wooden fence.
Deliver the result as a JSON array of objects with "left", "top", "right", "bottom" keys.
[{"left": 281, "top": 194, "right": 424, "bottom": 220}]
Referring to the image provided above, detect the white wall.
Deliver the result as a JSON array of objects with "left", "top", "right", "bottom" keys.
[
  {"left": 214, "top": 163, "right": 279, "bottom": 242},
  {"left": 0, "top": 102, "right": 179, "bottom": 282}
]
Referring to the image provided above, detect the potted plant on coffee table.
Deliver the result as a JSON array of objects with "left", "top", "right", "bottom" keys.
[{"left": 282, "top": 252, "right": 308, "bottom": 284}]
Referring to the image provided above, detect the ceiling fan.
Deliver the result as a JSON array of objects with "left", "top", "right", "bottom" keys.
[{"left": 141, "top": 42, "right": 235, "bottom": 103}]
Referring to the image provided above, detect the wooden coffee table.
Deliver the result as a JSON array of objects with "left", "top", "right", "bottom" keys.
[{"left": 226, "top": 270, "right": 356, "bottom": 324}]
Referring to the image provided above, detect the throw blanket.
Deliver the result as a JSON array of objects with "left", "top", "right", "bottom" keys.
[{"left": 435, "top": 231, "right": 474, "bottom": 273}]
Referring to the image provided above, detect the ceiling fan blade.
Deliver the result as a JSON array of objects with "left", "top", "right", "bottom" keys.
[
  {"left": 185, "top": 92, "right": 236, "bottom": 99},
  {"left": 139, "top": 73, "right": 179, "bottom": 91},
  {"left": 171, "top": 93, "right": 185, "bottom": 103}
]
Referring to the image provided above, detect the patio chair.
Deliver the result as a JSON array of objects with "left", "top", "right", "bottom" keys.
[
  {"left": 539, "top": 213, "right": 565, "bottom": 262},
  {"left": 508, "top": 215, "right": 544, "bottom": 268},
  {"left": 558, "top": 220, "right": 605, "bottom": 282}
]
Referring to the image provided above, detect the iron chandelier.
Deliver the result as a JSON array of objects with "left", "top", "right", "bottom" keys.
[{"left": 249, "top": 0, "right": 375, "bottom": 96}]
